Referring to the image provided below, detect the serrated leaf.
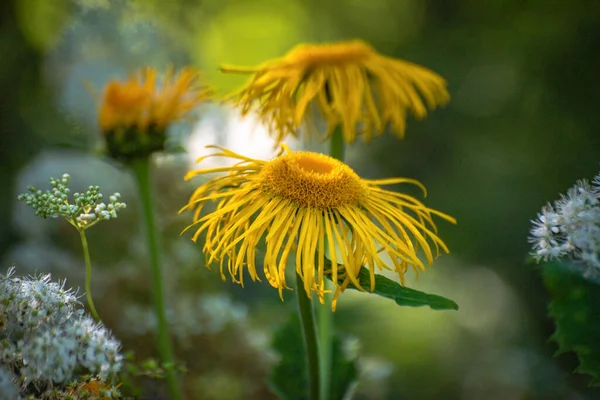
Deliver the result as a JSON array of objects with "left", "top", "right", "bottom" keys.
[
  {"left": 542, "top": 261, "right": 600, "bottom": 385},
  {"left": 269, "top": 314, "right": 358, "bottom": 400},
  {"left": 327, "top": 266, "right": 458, "bottom": 311}
]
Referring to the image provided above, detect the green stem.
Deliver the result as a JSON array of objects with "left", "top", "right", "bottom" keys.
[
  {"left": 329, "top": 126, "right": 345, "bottom": 161},
  {"left": 316, "top": 295, "right": 331, "bottom": 400},
  {"left": 296, "top": 272, "right": 321, "bottom": 400},
  {"left": 78, "top": 229, "right": 100, "bottom": 322},
  {"left": 131, "top": 157, "right": 183, "bottom": 400},
  {"left": 318, "top": 125, "right": 346, "bottom": 399}
]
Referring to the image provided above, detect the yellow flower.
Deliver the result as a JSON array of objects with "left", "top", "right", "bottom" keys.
[
  {"left": 98, "top": 66, "right": 212, "bottom": 160},
  {"left": 221, "top": 39, "right": 450, "bottom": 144},
  {"left": 182, "top": 145, "right": 455, "bottom": 310},
  {"left": 99, "top": 66, "right": 212, "bottom": 133}
]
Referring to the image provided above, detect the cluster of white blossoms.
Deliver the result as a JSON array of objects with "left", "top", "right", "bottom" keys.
[
  {"left": 530, "top": 173, "right": 600, "bottom": 277},
  {"left": 17, "top": 173, "right": 126, "bottom": 230},
  {"left": 0, "top": 267, "right": 123, "bottom": 394}
]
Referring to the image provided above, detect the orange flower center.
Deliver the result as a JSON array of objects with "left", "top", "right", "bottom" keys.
[
  {"left": 259, "top": 151, "right": 367, "bottom": 208},
  {"left": 286, "top": 40, "right": 373, "bottom": 67}
]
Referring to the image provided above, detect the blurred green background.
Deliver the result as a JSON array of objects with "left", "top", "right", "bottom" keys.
[{"left": 2, "top": 0, "right": 600, "bottom": 399}]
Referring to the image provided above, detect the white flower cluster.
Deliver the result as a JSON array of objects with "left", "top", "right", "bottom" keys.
[
  {"left": 17, "top": 173, "right": 126, "bottom": 230},
  {"left": 0, "top": 267, "right": 123, "bottom": 391},
  {"left": 530, "top": 173, "right": 600, "bottom": 277}
]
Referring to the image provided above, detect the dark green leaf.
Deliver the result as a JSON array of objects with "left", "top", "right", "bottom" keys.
[
  {"left": 269, "top": 314, "right": 308, "bottom": 400},
  {"left": 327, "top": 266, "right": 458, "bottom": 311},
  {"left": 328, "top": 335, "right": 358, "bottom": 400},
  {"left": 542, "top": 261, "right": 600, "bottom": 385},
  {"left": 269, "top": 314, "right": 358, "bottom": 400}
]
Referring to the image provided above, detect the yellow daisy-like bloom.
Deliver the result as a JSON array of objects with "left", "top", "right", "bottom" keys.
[
  {"left": 99, "top": 66, "right": 212, "bottom": 133},
  {"left": 221, "top": 39, "right": 450, "bottom": 144},
  {"left": 182, "top": 145, "right": 455, "bottom": 310}
]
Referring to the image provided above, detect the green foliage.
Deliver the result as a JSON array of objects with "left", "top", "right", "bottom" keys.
[
  {"left": 118, "top": 352, "right": 187, "bottom": 397},
  {"left": 328, "top": 334, "right": 358, "bottom": 400},
  {"left": 269, "top": 314, "right": 307, "bottom": 400},
  {"left": 269, "top": 314, "right": 357, "bottom": 400},
  {"left": 328, "top": 266, "right": 459, "bottom": 311},
  {"left": 542, "top": 262, "right": 600, "bottom": 385}
]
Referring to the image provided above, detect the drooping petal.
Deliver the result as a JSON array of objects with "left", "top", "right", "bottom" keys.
[{"left": 221, "top": 40, "right": 449, "bottom": 144}]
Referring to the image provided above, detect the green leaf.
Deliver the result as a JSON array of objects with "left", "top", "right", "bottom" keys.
[
  {"left": 269, "top": 314, "right": 358, "bottom": 400},
  {"left": 328, "top": 335, "right": 358, "bottom": 400},
  {"left": 269, "top": 314, "right": 307, "bottom": 400},
  {"left": 542, "top": 261, "right": 600, "bottom": 385},
  {"left": 327, "top": 266, "right": 459, "bottom": 311}
]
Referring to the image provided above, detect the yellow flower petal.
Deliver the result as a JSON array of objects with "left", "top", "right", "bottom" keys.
[{"left": 99, "top": 66, "right": 212, "bottom": 134}]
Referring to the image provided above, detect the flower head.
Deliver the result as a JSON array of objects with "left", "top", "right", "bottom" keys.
[
  {"left": 99, "top": 66, "right": 212, "bottom": 160},
  {"left": 0, "top": 268, "right": 122, "bottom": 389},
  {"left": 221, "top": 39, "right": 450, "bottom": 144},
  {"left": 182, "top": 146, "right": 455, "bottom": 310},
  {"left": 17, "top": 173, "right": 126, "bottom": 231},
  {"left": 530, "top": 173, "right": 600, "bottom": 279}
]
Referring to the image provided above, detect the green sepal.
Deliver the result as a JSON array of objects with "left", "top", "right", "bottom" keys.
[
  {"left": 104, "top": 125, "right": 166, "bottom": 162},
  {"left": 327, "top": 266, "right": 458, "bottom": 311},
  {"left": 542, "top": 261, "right": 600, "bottom": 385},
  {"left": 269, "top": 314, "right": 357, "bottom": 400}
]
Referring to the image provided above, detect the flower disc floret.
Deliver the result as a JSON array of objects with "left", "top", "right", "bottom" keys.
[
  {"left": 286, "top": 40, "right": 373, "bottom": 66},
  {"left": 259, "top": 152, "right": 367, "bottom": 208}
]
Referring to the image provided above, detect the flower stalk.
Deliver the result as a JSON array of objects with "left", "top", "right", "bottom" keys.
[
  {"left": 296, "top": 271, "right": 321, "bottom": 400},
  {"left": 17, "top": 174, "right": 127, "bottom": 325},
  {"left": 329, "top": 125, "right": 346, "bottom": 161},
  {"left": 78, "top": 228, "right": 100, "bottom": 322},
  {"left": 131, "top": 157, "right": 182, "bottom": 400},
  {"left": 317, "top": 125, "right": 345, "bottom": 399}
]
